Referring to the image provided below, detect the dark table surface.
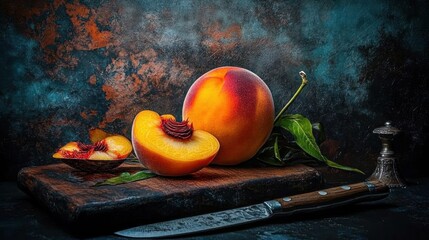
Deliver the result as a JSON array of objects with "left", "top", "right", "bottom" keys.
[{"left": 1, "top": 176, "right": 429, "bottom": 240}]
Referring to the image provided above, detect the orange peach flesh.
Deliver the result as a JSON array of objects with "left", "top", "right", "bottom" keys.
[
  {"left": 132, "top": 110, "right": 220, "bottom": 176},
  {"left": 101, "top": 135, "right": 133, "bottom": 159},
  {"left": 183, "top": 66, "right": 274, "bottom": 165},
  {"left": 53, "top": 142, "right": 80, "bottom": 158},
  {"left": 89, "top": 128, "right": 111, "bottom": 144}
]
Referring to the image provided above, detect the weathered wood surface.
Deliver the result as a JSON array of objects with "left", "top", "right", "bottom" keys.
[{"left": 17, "top": 162, "right": 323, "bottom": 232}]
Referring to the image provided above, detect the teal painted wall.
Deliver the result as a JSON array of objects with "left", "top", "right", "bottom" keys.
[{"left": 1, "top": 0, "right": 428, "bottom": 179}]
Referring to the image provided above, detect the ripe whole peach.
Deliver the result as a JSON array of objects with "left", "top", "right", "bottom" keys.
[{"left": 182, "top": 66, "right": 274, "bottom": 165}]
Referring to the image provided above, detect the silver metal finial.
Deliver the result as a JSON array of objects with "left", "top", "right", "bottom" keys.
[
  {"left": 367, "top": 121, "right": 406, "bottom": 188},
  {"left": 373, "top": 121, "right": 400, "bottom": 136}
]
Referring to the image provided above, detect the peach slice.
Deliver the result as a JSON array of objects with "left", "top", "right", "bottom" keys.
[
  {"left": 89, "top": 128, "right": 111, "bottom": 144},
  {"left": 183, "top": 66, "right": 274, "bottom": 165},
  {"left": 132, "top": 110, "right": 220, "bottom": 176},
  {"left": 53, "top": 135, "right": 132, "bottom": 160}
]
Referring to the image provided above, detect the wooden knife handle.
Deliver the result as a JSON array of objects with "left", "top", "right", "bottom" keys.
[{"left": 265, "top": 181, "right": 389, "bottom": 215}]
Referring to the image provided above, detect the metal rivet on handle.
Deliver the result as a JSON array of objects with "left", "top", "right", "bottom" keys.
[
  {"left": 365, "top": 181, "right": 377, "bottom": 192},
  {"left": 283, "top": 197, "right": 292, "bottom": 202},
  {"left": 318, "top": 191, "right": 328, "bottom": 196},
  {"left": 341, "top": 185, "right": 351, "bottom": 190}
]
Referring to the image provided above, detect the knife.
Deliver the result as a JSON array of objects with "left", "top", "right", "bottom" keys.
[{"left": 115, "top": 180, "right": 389, "bottom": 238}]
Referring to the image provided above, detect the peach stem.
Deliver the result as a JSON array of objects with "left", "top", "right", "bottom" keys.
[{"left": 274, "top": 71, "right": 308, "bottom": 124}]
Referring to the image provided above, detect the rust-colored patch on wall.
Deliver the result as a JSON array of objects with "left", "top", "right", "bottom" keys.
[
  {"left": 40, "top": 14, "right": 58, "bottom": 49},
  {"left": 80, "top": 110, "right": 98, "bottom": 120},
  {"left": 137, "top": 61, "right": 167, "bottom": 88},
  {"left": 102, "top": 84, "right": 118, "bottom": 101},
  {"left": 65, "top": 1, "right": 90, "bottom": 19},
  {"left": 99, "top": 45, "right": 195, "bottom": 130},
  {"left": 100, "top": 54, "right": 136, "bottom": 129},
  {"left": 100, "top": 53, "right": 147, "bottom": 129},
  {"left": 202, "top": 21, "right": 242, "bottom": 54},
  {"left": 168, "top": 58, "right": 194, "bottom": 87},
  {"left": 88, "top": 75, "right": 97, "bottom": 85},
  {"left": 1, "top": 0, "right": 117, "bottom": 79},
  {"left": 131, "top": 73, "right": 146, "bottom": 94},
  {"left": 85, "top": 15, "right": 112, "bottom": 49},
  {"left": 65, "top": 1, "right": 112, "bottom": 50},
  {"left": 1, "top": 0, "right": 66, "bottom": 69},
  {"left": 4, "top": 0, "right": 195, "bottom": 133}
]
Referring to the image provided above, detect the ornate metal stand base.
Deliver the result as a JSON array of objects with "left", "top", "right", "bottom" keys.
[
  {"left": 367, "top": 157, "right": 406, "bottom": 188},
  {"left": 367, "top": 122, "right": 406, "bottom": 188}
]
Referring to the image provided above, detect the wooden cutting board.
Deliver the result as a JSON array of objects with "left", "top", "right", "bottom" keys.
[{"left": 17, "top": 161, "right": 323, "bottom": 233}]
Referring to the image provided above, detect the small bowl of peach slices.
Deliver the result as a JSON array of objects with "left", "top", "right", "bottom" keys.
[{"left": 53, "top": 129, "right": 133, "bottom": 172}]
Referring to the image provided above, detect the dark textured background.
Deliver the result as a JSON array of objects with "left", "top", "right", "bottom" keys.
[{"left": 1, "top": 0, "right": 428, "bottom": 180}]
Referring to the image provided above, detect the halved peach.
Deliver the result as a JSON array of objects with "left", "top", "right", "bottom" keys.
[
  {"left": 132, "top": 110, "right": 220, "bottom": 176},
  {"left": 53, "top": 135, "right": 132, "bottom": 160}
]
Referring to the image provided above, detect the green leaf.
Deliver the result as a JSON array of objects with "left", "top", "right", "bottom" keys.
[
  {"left": 275, "top": 114, "right": 323, "bottom": 160},
  {"left": 276, "top": 114, "right": 364, "bottom": 174},
  {"left": 94, "top": 170, "right": 156, "bottom": 186},
  {"left": 325, "top": 159, "right": 365, "bottom": 174},
  {"left": 256, "top": 144, "right": 286, "bottom": 166},
  {"left": 282, "top": 148, "right": 311, "bottom": 162}
]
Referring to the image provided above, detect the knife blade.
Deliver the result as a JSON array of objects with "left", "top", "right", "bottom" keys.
[{"left": 115, "top": 180, "right": 389, "bottom": 238}]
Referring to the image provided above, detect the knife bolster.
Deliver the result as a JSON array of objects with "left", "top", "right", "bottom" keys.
[{"left": 263, "top": 200, "right": 283, "bottom": 214}]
